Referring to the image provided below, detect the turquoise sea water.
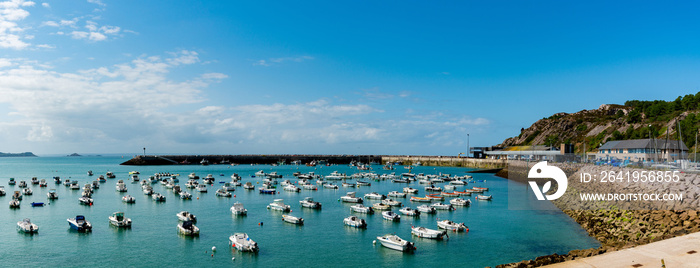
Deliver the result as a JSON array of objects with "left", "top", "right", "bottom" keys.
[{"left": 0, "top": 157, "right": 599, "bottom": 267}]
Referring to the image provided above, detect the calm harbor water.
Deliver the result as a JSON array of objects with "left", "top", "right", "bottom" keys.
[{"left": 0, "top": 156, "right": 599, "bottom": 267}]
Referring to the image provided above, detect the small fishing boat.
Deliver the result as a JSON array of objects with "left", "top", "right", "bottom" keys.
[
  {"left": 30, "top": 202, "right": 45, "bottom": 207},
  {"left": 115, "top": 180, "right": 127, "bottom": 192},
  {"left": 122, "top": 195, "right": 136, "bottom": 203},
  {"left": 39, "top": 179, "right": 47, "bottom": 187},
  {"left": 46, "top": 189, "right": 58, "bottom": 199},
  {"left": 179, "top": 191, "right": 192, "bottom": 199},
  {"left": 67, "top": 215, "right": 92, "bottom": 232},
  {"left": 430, "top": 203, "right": 453, "bottom": 210},
  {"left": 392, "top": 178, "right": 409, "bottom": 183},
  {"left": 152, "top": 193, "right": 166, "bottom": 202},
  {"left": 12, "top": 190, "right": 22, "bottom": 200},
  {"left": 388, "top": 191, "right": 407, "bottom": 198},
  {"left": 31, "top": 177, "right": 39, "bottom": 185},
  {"left": 177, "top": 211, "right": 197, "bottom": 222},
  {"left": 425, "top": 186, "right": 442, "bottom": 192},
  {"left": 350, "top": 204, "right": 374, "bottom": 214},
  {"left": 92, "top": 181, "right": 100, "bottom": 189},
  {"left": 416, "top": 205, "right": 437, "bottom": 214},
  {"left": 437, "top": 219, "right": 469, "bottom": 232},
  {"left": 426, "top": 194, "right": 444, "bottom": 201},
  {"left": 382, "top": 211, "right": 400, "bottom": 221},
  {"left": 323, "top": 183, "right": 339, "bottom": 189},
  {"left": 243, "top": 182, "right": 255, "bottom": 190},
  {"left": 410, "top": 196, "right": 431, "bottom": 203},
  {"left": 222, "top": 182, "right": 236, "bottom": 191},
  {"left": 188, "top": 173, "right": 199, "bottom": 180},
  {"left": 340, "top": 192, "right": 363, "bottom": 203},
  {"left": 301, "top": 184, "right": 317, "bottom": 190},
  {"left": 450, "top": 180, "right": 467, "bottom": 185},
  {"left": 284, "top": 185, "right": 300, "bottom": 192},
  {"left": 106, "top": 172, "right": 116, "bottom": 179},
  {"left": 450, "top": 198, "right": 471, "bottom": 206},
  {"left": 229, "top": 233, "right": 258, "bottom": 252},
  {"left": 411, "top": 226, "right": 448, "bottom": 239},
  {"left": 441, "top": 192, "right": 460, "bottom": 197},
  {"left": 267, "top": 199, "right": 291, "bottom": 212},
  {"left": 215, "top": 188, "right": 232, "bottom": 197},
  {"left": 356, "top": 180, "right": 371, "bottom": 186},
  {"left": 299, "top": 197, "right": 322, "bottom": 209},
  {"left": 473, "top": 187, "right": 489, "bottom": 191},
  {"left": 231, "top": 202, "right": 247, "bottom": 215},
  {"left": 63, "top": 179, "right": 71, "bottom": 186},
  {"left": 9, "top": 178, "right": 16, "bottom": 185},
  {"left": 143, "top": 186, "right": 154, "bottom": 195},
  {"left": 259, "top": 188, "right": 276, "bottom": 194},
  {"left": 9, "top": 199, "right": 20, "bottom": 208},
  {"left": 196, "top": 184, "right": 207, "bottom": 193},
  {"left": 54, "top": 177, "right": 62, "bottom": 184},
  {"left": 177, "top": 220, "right": 199, "bottom": 236},
  {"left": 344, "top": 216, "right": 367, "bottom": 228},
  {"left": 375, "top": 234, "right": 415, "bottom": 252},
  {"left": 341, "top": 182, "right": 355, "bottom": 187},
  {"left": 455, "top": 190, "right": 472, "bottom": 196},
  {"left": 399, "top": 207, "right": 420, "bottom": 216},
  {"left": 475, "top": 195, "right": 492, "bottom": 200},
  {"left": 18, "top": 180, "right": 27, "bottom": 188},
  {"left": 87, "top": 170, "right": 93, "bottom": 176},
  {"left": 403, "top": 187, "right": 419, "bottom": 194},
  {"left": 282, "top": 215, "right": 304, "bottom": 225},
  {"left": 17, "top": 218, "right": 38, "bottom": 233},
  {"left": 185, "top": 180, "right": 198, "bottom": 189},
  {"left": 381, "top": 198, "right": 402, "bottom": 207},
  {"left": 109, "top": 212, "right": 132, "bottom": 228},
  {"left": 79, "top": 196, "right": 93, "bottom": 206},
  {"left": 22, "top": 188, "right": 32, "bottom": 195},
  {"left": 0, "top": 186, "right": 9, "bottom": 196},
  {"left": 364, "top": 192, "right": 386, "bottom": 200},
  {"left": 130, "top": 175, "right": 140, "bottom": 182}
]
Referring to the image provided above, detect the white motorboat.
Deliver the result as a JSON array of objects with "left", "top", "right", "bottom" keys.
[
  {"left": 203, "top": 174, "right": 215, "bottom": 184},
  {"left": 381, "top": 198, "right": 402, "bottom": 207},
  {"left": 323, "top": 183, "right": 339, "bottom": 189},
  {"left": 299, "top": 197, "right": 322, "bottom": 209},
  {"left": 403, "top": 187, "right": 419, "bottom": 194},
  {"left": 189, "top": 173, "right": 199, "bottom": 180},
  {"left": 280, "top": 179, "right": 292, "bottom": 186},
  {"left": 282, "top": 215, "right": 304, "bottom": 225},
  {"left": 92, "top": 181, "right": 100, "bottom": 189},
  {"left": 87, "top": 170, "right": 93, "bottom": 176},
  {"left": 81, "top": 190, "right": 92, "bottom": 198},
  {"left": 122, "top": 195, "right": 136, "bottom": 203},
  {"left": 375, "top": 234, "right": 415, "bottom": 252},
  {"left": 350, "top": 204, "right": 374, "bottom": 214},
  {"left": 437, "top": 220, "right": 469, "bottom": 232},
  {"left": 67, "top": 215, "right": 92, "bottom": 232},
  {"left": 143, "top": 186, "right": 154, "bottom": 195},
  {"left": 11, "top": 190, "right": 22, "bottom": 200},
  {"left": 364, "top": 192, "right": 386, "bottom": 200},
  {"left": 231, "top": 202, "right": 247, "bottom": 215},
  {"left": 443, "top": 185, "right": 456, "bottom": 191},
  {"left": 215, "top": 188, "right": 232, "bottom": 197},
  {"left": 341, "top": 182, "right": 355, "bottom": 187},
  {"left": 267, "top": 199, "right": 291, "bottom": 212},
  {"left": 301, "top": 184, "right": 317, "bottom": 190},
  {"left": 222, "top": 182, "right": 236, "bottom": 192},
  {"left": 430, "top": 203, "right": 454, "bottom": 210},
  {"left": 254, "top": 170, "right": 266, "bottom": 177},
  {"left": 388, "top": 191, "right": 407, "bottom": 198},
  {"left": 416, "top": 205, "right": 437, "bottom": 214},
  {"left": 243, "top": 182, "right": 255, "bottom": 190},
  {"left": 177, "top": 211, "right": 197, "bottom": 222},
  {"left": 8, "top": 178, "right": 16, "bottom": 185},
  {"left": 47, "top": 189, "right": 58, "bottom": 199},
  {"left": 425, "top": 186, "right": 442, "bottom": 192},
  {"left": 131, "top": 175, "right": 140, "bottom": 182},
  {"left": 63, "top": 179, "right": 71, "bottom": 186},
  {"left": 340, "top": 192, "right": 363, "bottom": 203},
  {"left": 185, "top": 179, "right": 198, "bottom": 189},
  {"left": 382, "top": 211, "right": 400, "bottom": 221},
  {"left": 109, "top": 212, "right": 132, "bottom": 227},
  {"left": 106, "top": 172, "right": 115, "bottom": 179},
  {"left": 152, "top": 193, "right": 166, "bottom": 202},
  {"left": 344, "top": 216, "right": 367, "bottom": 228},
  {"left": 79, "top": 196, "right": 93, "bottom": 206},
  {"left": 229, "top": 233, "right": 258, "bottom": 252},
  {"left": 177, "top": 220, "right": 199, "bottom": 236},
  {"left": 196, "top": 184, "right": 207, "bottom": 193},
  {"left": 412, "top": 226, "right": 448, "bottom": 239},
  {"left": 115, "top": 180, "right": 127, "bottom": 192},
  {"left": 450, "top": 198, "right": 471, "bottom": 206},
  {"left": 9, "top": 199, "right": 20, "bottom": 208},
  {"left": 450, "top": 180, "right": 467, "bottom": 185},
  {"left": 399, "top": 207, "right": 420, "bottom": 216},
  {"left": 179, "top": 191, "right": 192, "bottom": 199},
  {"left": 31, "top": 177, "right": 39, "bottom": 185},
  {"left": 283, "top": 185, "right": 300, "bottom": 192},
  {"left": 39, "top": 179, "right": 47, "bottom": 187},
  {"left": 18, "top": 180, "right": 27, "bottom": 188},
  {"left": 17, "top": 218, "right": 38, "bottom": 233},
  {"left": 372, "top": 203, "right": 390, "bottom": 211},
  {"left": 475, "top": 195, "right": 493, "bottom": 200},
  {"left": 22, "top": 188, "right": 32, "bottom": 195}
]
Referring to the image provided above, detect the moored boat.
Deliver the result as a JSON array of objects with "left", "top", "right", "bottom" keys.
[
  {"left": 152, "top": 193, "right": 166, "bottom": 202},
  {"left": 344, "top": 216, "right": 367, "bottom": 228},
  {"left": 411, "top": 226, "right": 448, "bottom": 239},
  {"left": 177, "top": 220, "right": 199, "bottom": 236},
  {"left": 230, "top": 233, "right": 258, "bottom": 252},
  {"left": 9, "top": 178, "right": 16, "bottom": 185},
  {"left": 403, "top": 187, "right": 418, "bottom": 194},
  {"left": 67, "top": 215, "right": 92, "bottom": 232},
  {"left": 122, "top": 195, "right": 136, "bottom": 203},
  {"left": 282, "top": 215, "right": 304, "bottom": 225},
  {"left": 437, "top": 219, "right": 469, "bottom": 232},
  {"left": 231, "top": 202, "right": 247, "bottom": 215},
  {"left": 350, "top": 204, "right": 374, "bottom": 214},
  {"left": 475, "top": 195, "right": 492, "bottom": 200},
  {"left": 299, "top": 197, "right": 322, "bottom": 209},
  {"left": 22, "top": 188, "right": 32, "bottom": 195},
  {"left": 381, "top": 198, "right": 402, "bottom": 207},
  {"left": 340, "top": 192, "right": 363, "bottom": 203},
  {"left": 450, "top": 198, "right": 471, "bottom": 206},
  {"left": 47, "top": 189, "right": 58, "bottom": 199},
  {"left": 364, "top": 192, "right": 386, "bottom": 200},
  {"left": 382, "top": 211, "right": 400, "bottom": 221},
  {"left": 410, "top": 196, "right": 431, "bottom": 203},
  {"left": 9, "top": 199, "right": 20, "bottom": 208},
  {"left": 109, "top": 212, "right": 132, "bottom": 227},
  {"left": 430, "top": 202, "right": 454, "bottom": 210},
  {"left": 17, "top": 218, "right": 38, "bottom": 233},
  {"left": 375, "top": 234, "right": 415, "bottom": 252},
  {"left": 196, "top": 184, "right": 207, "bottom": 193},
  {"left": 425, "top": 185, "right": 442, "bottom": 192},
  {"left": 115, "top": 180, "right": 127, "bottom": 192},
  {"left": 268, "top": 199, "right": 291, "bottom": 212},
  {"left": 388, "top": 191, "right": 407, "bottom": 198},
  {"left": 416, "top": 205, "right": 437, "bottom": 214},
  {"left": 179, "top": 191, "right": 192, "bottom": 199},
  {"left": 399, "top": 207, "right": 420, "bottom": 216},
  {"left": 323, "top": 183, "right": 339, "bottom": 189},
  {"left": 243, "top": 182, "right": 255, "bottom": 190},
  {"left": 79, "top": 196, "right": 93, "bottom": 206},
  {"left": 284, "top": 184, "right": 300, "bottom": 192},
  {"left": 177, "top": 211, "right": 197, "bottom": 222},
  {"left": 215, "top": 188, "right": 232, "bottom": 197}
]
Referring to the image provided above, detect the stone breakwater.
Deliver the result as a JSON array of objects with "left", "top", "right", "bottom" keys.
[{"left": 495, "top": 163, "right": 700, "bottom": 268}]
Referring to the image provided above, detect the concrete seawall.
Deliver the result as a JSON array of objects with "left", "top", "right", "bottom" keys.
[{"left": 120, "top": 154, "right": 507, "bottom": 169}]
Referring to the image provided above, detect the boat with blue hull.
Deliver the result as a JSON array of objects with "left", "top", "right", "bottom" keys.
[{"left": 67, "top": 215, "right": 92, "bottom": 232}]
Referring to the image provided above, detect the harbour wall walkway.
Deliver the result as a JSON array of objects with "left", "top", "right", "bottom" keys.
[{"left": 120, "top": 154, "right": 507, "bottom": 169}]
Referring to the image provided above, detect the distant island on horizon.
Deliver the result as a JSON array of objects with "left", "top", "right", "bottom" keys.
[{"left": 0, "top": 152, "right": 37, "bottom": 157}]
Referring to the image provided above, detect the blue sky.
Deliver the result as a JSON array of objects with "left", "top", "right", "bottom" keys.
[{"left": 0, "top": 0, "right": 699, "bottom": 155}]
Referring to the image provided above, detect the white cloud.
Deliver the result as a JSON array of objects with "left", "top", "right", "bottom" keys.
[
  {"left": 35, "top": 43, "right": 53, "bottom": 49},
  {"left": 0, "top": 0, "right": 35, "bottom": 49},
  {"left": 88, "top": 31, "right": 105, "bottom": 41},
  {"left": 86, "top": 0, "right": 105, "bottom": 6},
  {"left": 70, "top": 30, "right": 88, "bottom": 39},
  {"left": 42, "top": 20, "right": 58, "bottom": 27},
  {"left": 41, "top": 2, "right": 47, "bottom": 8}
]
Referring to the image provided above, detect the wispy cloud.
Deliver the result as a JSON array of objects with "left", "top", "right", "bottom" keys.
[
  {"left": 253, "top": 55, "right": 314, "bottom": 66},
  {"left": 0, "top": 0, "right": 35, "bottom": 50}
]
